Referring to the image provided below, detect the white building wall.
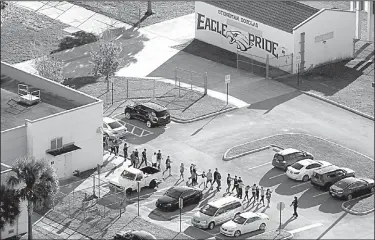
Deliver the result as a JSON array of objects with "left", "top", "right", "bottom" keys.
[
  {"left": 195, "top": 1, "right": 294, "bottom": 68},
  {"left": 0, "top": 126, "right": 27, "bottom": 165},
  {"left": 0, "top": 200, "right": 28, "bottom": 239},
  {"left": 26, "top": 101, "right": 103, "bottom": 178},
  {"left": 293, "top": 10, "right": 356, "bottom": 72}
]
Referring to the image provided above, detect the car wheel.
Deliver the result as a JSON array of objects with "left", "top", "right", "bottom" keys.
[
  {"left": 347, "top": 194, "right": 353, "bottom": 200},
  {"left": 234, "top": 230, "right": 241, "bottom": 237},
  {"left": 149, "top": 180, "right": 157, "bottom": 189},
  {"left": 146, "top": 120, "right": 152, "bottom": 128},
  {"left": 302, "top": 175, "right": 310, "bottom": 182},
  {"left": 259, "top": 223, "right": 266, "bottom": 230},
  {"left": 125, "top": 112, "right": 131, "bottom": 119},
  {"left": 208, "top": 222, "right": 215, "bottom": 230},
  {"left": 126, "top": 188, "right": 132, "bottom": 195},
  {"left": 371, "top": 187, "right": 374, "bottom": 193},
  {"left": 284, "top": 165, "right": 290, "bottom": 172}
]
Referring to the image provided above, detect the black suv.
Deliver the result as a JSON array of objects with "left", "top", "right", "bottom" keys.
[
  {"left": 310, "top": 165, "right": 355, "bottom": 190},
  {"left": 124, "top": 102, "right": 171, "bottom": 128}
]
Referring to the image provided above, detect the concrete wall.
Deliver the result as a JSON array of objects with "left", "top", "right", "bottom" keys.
[
  {"left": 0, "top": 126, "right": 27, "bottom": 166},
  {"left": 195, "top": 1, "right": 294, "bottom": 67},
  {"left": 1, "top": 62, "right": 98, "bottom": 106},
  {"left": 293, "top": 9, "right": 356, "bottom": 72},
  {"left": 26, "top": 101, "right": 103, "bottom": 178},
  {"left": 0, "top": 200, "right": 28, "bottom": 239}
]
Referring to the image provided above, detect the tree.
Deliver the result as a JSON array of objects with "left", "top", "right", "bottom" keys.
[
  {"left": 146, "top": 1, "right": 153, "bottom": 15},
  {"left": 90, "top": 40, "right": 122, "bottom": 104},
  {"left": 7, "top": 157, "right": 59, "bottom": 240},
  {"left": 33, "top": 56, "right": 65, "bottom": 83},
  {"left": 0, "top": 185, "right": 21, "bottom": 231},
  {"left": 1, "top": 1, "right": 8, "bottom": 10}
]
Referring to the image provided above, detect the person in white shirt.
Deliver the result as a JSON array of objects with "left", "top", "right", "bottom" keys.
[
  {"left": 151, "top": 152, "right": 157, "bottom": 168},
  {"left": 206, "top": 169, "right": 213, "bottom": 190}
]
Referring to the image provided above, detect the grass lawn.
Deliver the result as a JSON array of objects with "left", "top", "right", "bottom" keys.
[
  {"left": 71, "top": 1, "right": 194, "bottom": 27},
  {"left": 1, "top": 3, "right": 69, "bottom": 64},
  {"left": 342, "top": 194, "right": 374, "bottom": 214},
  {"left": 224, "top": 133, "right": 374, "bottom": 179}
]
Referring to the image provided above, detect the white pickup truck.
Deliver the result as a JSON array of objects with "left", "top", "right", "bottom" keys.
[{"left": 109, "top": 166, "right": 161, "bottom": 194}]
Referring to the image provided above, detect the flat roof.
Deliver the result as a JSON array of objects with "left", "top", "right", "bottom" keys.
[
  {"left": 1, "top": 74, "right": 81, "bottom": 131},
  {"left": 206, "top": 1, "right": 320, "bottom": 33}
]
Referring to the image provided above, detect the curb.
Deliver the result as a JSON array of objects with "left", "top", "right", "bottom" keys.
[
  {"left": 223, "top": 144, "right": 284, "bottom": 161},
  {"left": 247, "top": 229, "right": 294, "bottom": 240},
  {"left": 341, "top": 193, "right": 375, "bottom": 215},
  {"left": 302, "top": 92, "right": 374, "bottom": 121},
  {"left": 171, "top": 106, "right": 238, "bottom": 123}
]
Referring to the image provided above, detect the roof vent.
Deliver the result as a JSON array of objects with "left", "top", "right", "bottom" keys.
[{"left": 17, "top": 84, "right": 41, "bottom": 106}]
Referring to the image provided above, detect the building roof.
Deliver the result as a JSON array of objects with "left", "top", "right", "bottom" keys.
[
  {"left": 1, "top": 74, "right": 80, "bottom": 131},
  {"left": 206, "top": 1, "right": 320, "bottom": 33}
]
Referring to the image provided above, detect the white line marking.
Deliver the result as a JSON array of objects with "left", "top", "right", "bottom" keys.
[
  {"left": 1, "top": 163, "right": 11, "bottom": 168},
  {"left": 289, "top": 223, "right": 323, "bottom": 234},
  {"left": 140, "top": 129, "right": 145, "bottom": 137},
  {"left": 248, "top": 162, "right": 271, "bottom": 170},
  {"left": 313, "top": 192, "right": 329, "bottom": 198},
  {"left": 291, "top": 182, "right": 310, "bottom": 188},
  {"left": 269, "top": 173, "right": 286, "bottom": 179}
]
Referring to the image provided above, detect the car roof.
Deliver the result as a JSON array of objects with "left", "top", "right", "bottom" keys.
[
  {"left": 277, "top": 148, "right": 300, "bottom": 155},
  {"left": 171, "top": 186, "right": 199, "bottom": 192},
  {"left": 240, "top": 212, "right": 261, "bottom": 218},
  {"left": 209, "top": 196, "right": 240, "bottom": 208},
  {"left": 141, "top": 102, "right": 167, "bottom": 111},
  {"left": 103, "top": 117, "right": 116, "bottom": 123},
  {"left": 314, "top": 165, "right": 339, "bottom": 174},
  {"left": 336, "top": 177, "right": 357, "bottom": 184},
  {"left": 123, "top": 167, "right": 142, "bottom": 175},
  {"left": 296, "top": 159, "right": 316, "bottom": 166}
]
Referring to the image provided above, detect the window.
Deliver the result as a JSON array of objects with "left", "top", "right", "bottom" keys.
[
  {"left": 103, "top": 123, "right": 108, "bottom": 129},
  {"left": 306, "top": 164, "right": 320, "bottom": 170},
  {"left": 292, "top": 162, "right": 304, "bottom": 170},
  {"left": 232, "top": 202, "right": 242, "bottom": 209},
  {"left": 215, "top": 208, "right": 226, "bottom": 216},
  {"left": 200, "top": 205, "right": 218, "bottom": 216},
  {"left": 51, "top": 137, "right": 63, "bottom": 150},
  {"left": 51, "top": 161, "right": 55, "bottom": 165},
  {"left": 245, "top": 217, "right": 256, "bottom": 224}
]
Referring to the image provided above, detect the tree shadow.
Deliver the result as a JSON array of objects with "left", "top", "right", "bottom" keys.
[
  {"left": 274, "top": 179, "right": 311, "bottom": 196},
  {"left": 51, "top": 31, "right": 99, "bottom": 54},
  {"left": 247, "top": 90, "right": 301, "bottom": 114},
  {"left": 259, "top": 168, "right": 288, "bottom": 188},
  {"left": 63, "top": 75, "right": 101, "bottom": 89}
]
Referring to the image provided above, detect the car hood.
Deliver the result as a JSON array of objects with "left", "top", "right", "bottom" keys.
[
  {"left": 193, "top": 211, "right": 212, "bottom": 221},
  {"left": 330, "top": 185, "right": 343, "bottom": 192},
  {"left": 222, "top": 220, "right": 238, "bottom": 229},
  {"left": 157, "top": 195, "right": 177, "bottom": 205}
]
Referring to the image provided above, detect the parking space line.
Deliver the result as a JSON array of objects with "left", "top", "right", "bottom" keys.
[
  {"left": 269, "top": 173, "right": 286, "bottom": 179},
  {"left": 313, "top": 192, "right": 329, "bottom": 198},
  {"left": 289, "top": 223, "right": 323, "bottom": 234},
  {"left": 248, "top": 162, "right": 271, "bottom": 170},
  {"left": 291, "top": 182, "right": 310, "bottom": 188}
]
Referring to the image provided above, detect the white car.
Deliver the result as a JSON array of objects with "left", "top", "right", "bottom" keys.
[
  {"left": 220, "top": 212, "right": 270, "bottom": 237},
  {"left": 103, "top": 117, "right": 127, "bottom": 139},
  {"left": 286, "top": 159, "right": 332, "bottom": 182}
]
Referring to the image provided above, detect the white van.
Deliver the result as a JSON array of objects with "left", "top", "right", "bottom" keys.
[{"left": 191, "top": 196, "right": 245, "bottom": 230}]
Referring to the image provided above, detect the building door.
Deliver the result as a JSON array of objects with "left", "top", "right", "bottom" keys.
[
  {"left": 64, "top": 153, "right": 73, "bottom": 178},
  {"left": 299, "top": 32, "right": 305, "bottom": 71}
]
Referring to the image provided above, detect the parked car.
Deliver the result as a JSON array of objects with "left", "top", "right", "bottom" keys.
[
  {"left": 103, "top": 117, "right": 127, "bottom": 139},
  {"left": 114, "top": 230, "right": 156, "bottom": 240},
  {"left": 124, "top": 102, "right": 171, "bottom": 128},
  {"left": 156, "top": 186, "right": 203, "bottom": 211},
  {"left": 109, "top": 166, "right": 161, "bottom": 195},
  {"left": 191, "top": 196, "right": 244, "bottom": 230},
  {"left": 272, "top": 148, "right": 314, "bottom": 171},
  {"left": 310, "top": 165, "right": 355, "bottom": 190},
  {"left": 286, "top": 159, "right": 332, "bottom": 182},
  {"left": 329, "top": 177, "right": 374, "bottom": 200},
  {"left": 220, "top": 212, "right": 270, "bottom": 237}
]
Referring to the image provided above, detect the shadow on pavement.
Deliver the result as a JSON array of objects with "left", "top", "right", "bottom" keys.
[
  {"left": 148, "top": 202, "right": 200, "bottom": 221},
  {"left": 318, "top": 197, "right": 344, "bottom": 214},
  {"left": 316, "top": 211, "right": 349, "bottom": 239},
  {"left": 274, "top": 179, "right": 311, "bottom": 196},
  {"left": 198, "top": 190, "right": 218, "bottom": 208},
  {"left": 247, "top": 90, "right": 301, "bottom": 114},
  {"left": 297, "top": 187, "right": 331, "bottom": 209},
  {"left": 280, "top": 215, "right": 297, "bottom": 229},
  {"left": 184, "top": 226, "right": 213, "bottom": 240},
  {"left": 259, "top": 168, "right": 287, "bottom": 188}
]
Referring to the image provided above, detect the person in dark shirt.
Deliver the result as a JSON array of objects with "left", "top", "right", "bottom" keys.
[
  {"left": 134, "top": 149, "right": 139, "bottom": 160},
  {"left": 226, "top": 174, "right": 232, "bottom": 193},
  {"left": 123, "top": 143, "right": 128, "bottom": 161},
  {"left": 139, "top": 149, "right": 147, "bottom": 167},
  {"left": 231, "top": 176, "right": 239, "bottom": 194},
  {"left": 214, "top": 168, "right": 221, "bottom": 191},
  {"left": 156, "top": 150, "right": 162, "bottom": 170},
  {"left": 290, "top": 196, "right": 299, "bottom": 218}
]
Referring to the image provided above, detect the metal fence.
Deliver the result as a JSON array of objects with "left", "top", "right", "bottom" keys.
[
  {"left": 174, "top": 67, "right": 208, "bottom": 97},
  {"left": 236, "top": 51, "right": 293, "bottom": 79}
]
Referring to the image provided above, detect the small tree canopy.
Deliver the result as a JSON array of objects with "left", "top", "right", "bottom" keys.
[
  {"left": 33, "top": 56, "right": 65, "bottom": 83},
  {"left": 90, "top": 40, "right": 122, "bottom": 80},
  {"left": 0, "top": 185, "right": 21, "bottom": 231},
  {"left": 1, "top": 1, "right": 8, "bottom": 10}
]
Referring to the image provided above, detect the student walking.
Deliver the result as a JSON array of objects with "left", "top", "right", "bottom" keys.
[
  {"left": 255, "top": 186, "right": 260, "bottom": 203},
  {"left": 123, "top": 143, "right": 128, "bottom": 161},
  {"left": 260, "top": 186, "right": 265, "bottom": 206},
  {"left": 237, "top": 178, "right": 244, "bottom": 199},
  {"left": 249, "top": 184, "right": 257, "bottom": 202},
  {"left": 130, "top": 151, "right": 136, "bottom": 168},
  {"left": 231, "top": 176, "right": 239, "bottom": 194},
  {"left": 115, "top": 139, "right": 120, "bottom": 156},
  {"left": 244, "top": 185, "right": 250, "bottom": 201},
  {"left": 139, "top": 149, "right": 148, "bottom": 167},
  {"left": 190, "top": 164, "right": 194, "bottom": 175},
  {"left": 226, "top": 174, "right": 232, "bottom": 193},
  {"left": 215, "top": 169, "right": 222, "bottom": 191},
  {"left": 109, "top": 139, "right": 116, "bottom": 155},
  {"left": 151, "top": 152, "right": 157, "bottom": 168},
  {"left": 291, "top": 196, "right": 299, "bottom": 218},
  {"left": 134, "top": 152, "right": 139, "bottom": 168},
  {"left": 156, "top": 150, "right": 163, "bottom": 170},
  {"left": 179, "top": 163, "right": 185, "bottom": 180},
  {"left": 199, "top": 171, "right": 206, "bottom": 188},
  {"left": 207, "top": 169, "right": 213, "bottom": 190},
  {"left": 134, "top": 149, "right": 139, "bottom": 161},
  {"left": 162, "top": 156, "right": 172, "bottom": 178},
  {"left": 266, "top": 189, "right": 272, "bottom": 207}
]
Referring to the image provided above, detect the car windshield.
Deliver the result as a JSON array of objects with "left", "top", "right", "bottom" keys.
[
  {"left": 165, "top": 188, "right": 183, "bottom": 199},
  {"left": 275, "top": 154, "right": 284, "bottom": 161},
  {"left": 233, "top": 215, "right": 247, "bottom": 224},
  {"left": 155, "top": 110, "right": 168, "bottom": 117},
  {"left": 291, "top": 163, "right": 304, "bottom": 170},
  {"left": 334, "top": 180, "right": 351, "bottom": 189},
  {"left": 200, "top": 205, "right": 218, "bottom": 216},
  {"left": 107, "top": 121, "right": 123, "bottom": 129},
  {"left": 121, "top": 170, "right": 136, "bottom": 180}
]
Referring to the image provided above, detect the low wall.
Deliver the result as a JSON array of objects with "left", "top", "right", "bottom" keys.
[{"left": 0, "top": 125, "right": 27, "bottom": 165}]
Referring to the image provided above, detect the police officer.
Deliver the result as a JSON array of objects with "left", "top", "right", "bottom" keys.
[{"left": 291, "top": 196, "right": 299, "bottom": 218}]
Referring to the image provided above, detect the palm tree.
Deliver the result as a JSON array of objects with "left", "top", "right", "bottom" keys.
[
  {"left": 7, "top": 157, "right": 59, "bottom": 240},
  {"left": 0, "top": 184, "right": 21, "bottom": 231}
]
